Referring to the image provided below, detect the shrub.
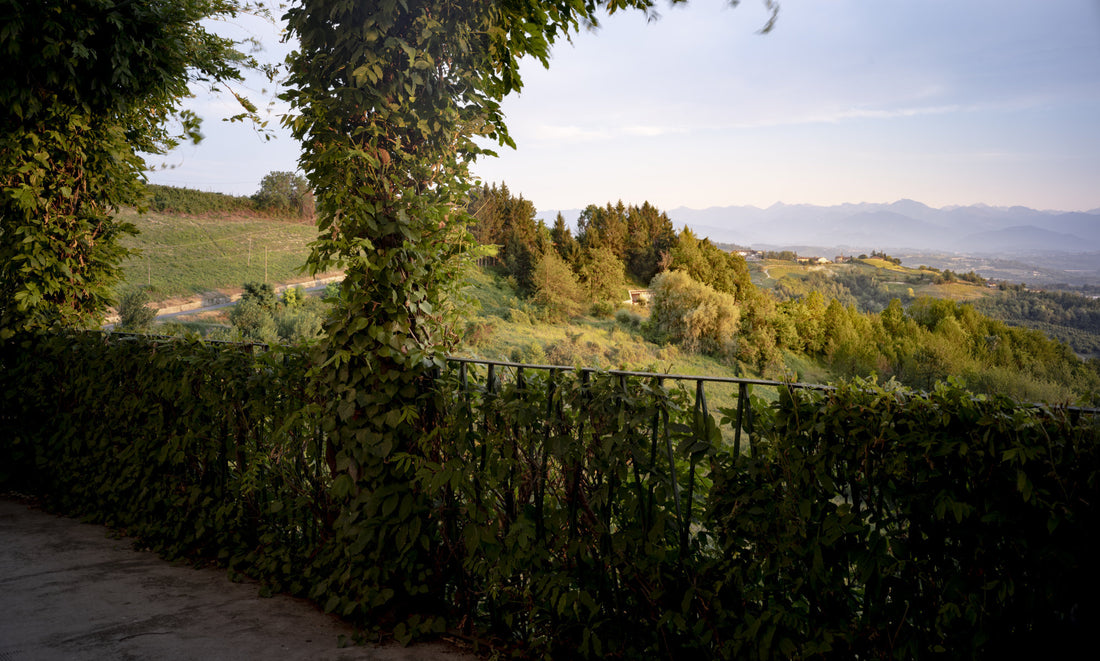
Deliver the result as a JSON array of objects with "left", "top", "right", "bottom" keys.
[
  {"left": 509, "top": 341, "right": 545, "bottom": 364},
  {"left": 274, "top": 306, "right": 323, "bottom": 344},
  {"left": 116, "top": 288, "right": 156, "bottom": 332},
  {"left": 615, "top": 309, "right": 642, "bottom": 327},
  {"left": 531, "top": 250, "right": 584, "bottom": 321},
  {"left": 146, "top": 185, "right": 255, "bottom": 215},
  {"left": 462, "top": 320, "right": 495, "bottom": 348},
  {"left": 589, "top": 300, "right": 614, "bottom": 318},
  {"left": 646, "top": 270, "right": 740, "bottom": 358},
  {"left": 507, "top": 304, "right": 536, "bottom": 325},
  {"left": 229, "top": 298, "right": 278, "bottom": 342}
]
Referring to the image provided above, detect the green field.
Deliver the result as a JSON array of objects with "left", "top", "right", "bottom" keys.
[
  {"left": 748, "top": 257, "right": 995, "bottom": 303},
  {"left": 115, "top": 209, "right": 324, "bottom": 299}
]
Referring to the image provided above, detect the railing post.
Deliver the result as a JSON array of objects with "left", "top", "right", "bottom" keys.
[
  {"left": 734, "top": 382, "right": 747, "bottom": 461},
  {"left": 624, "top": 374, "right": 647, "bottom": 536},
  {"left": 682, "top": 379, "right": 708, "bottom": 555},
  {"left": 568, "top": 369, "right": 591, "bottom": 543},
  {"left": 536, "top": 368, "right": 556, "bottom": 544},
  {"left": 657, "top": 377, "right": 685, "bottom": 556},
  {"left": 647, "top": 376, "right": 660, "bottom": 535}
]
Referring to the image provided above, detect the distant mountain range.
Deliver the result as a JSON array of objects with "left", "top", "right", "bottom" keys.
[{"left": 537, "top": 200, "right": 1100, "bottom": 256}]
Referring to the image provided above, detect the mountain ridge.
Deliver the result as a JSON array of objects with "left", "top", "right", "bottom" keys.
[{"left": 536, "top": 201, "right": 1100, "bottom": 255}]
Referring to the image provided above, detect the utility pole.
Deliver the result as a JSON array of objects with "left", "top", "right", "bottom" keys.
[{"left": 264, "top": 247, "right": 268, "bottom": 283}]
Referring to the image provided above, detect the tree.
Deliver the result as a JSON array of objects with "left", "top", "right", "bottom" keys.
[
  {"left": 550, "top": 212, "right": 580, "bottom": 266},
  {"left": 252, "top": 171, "right": 315, "bottom": 218},
  {"left": 116, "top": 288, "right": 157, "bottom": 332},
  {"left": 282, "top": 0, "right": 777, "bottom": 627},
  {"left": 647, "top": 270, "right": 740, "bottom": 358},
  {"left": 670, "top": 227, "right": 752, "bottom": 299},
  {"left": 467, "top": 183, "right": 542, "bottom": 289},
  {"left": 531, "top": 250, "right": 584, "bottom": 321},
  {"left": 581, "top": 245, "right": 626, "bottom": 303},
  {"left": 240, "top": 282, "right": 277, "bottom": 310},
  {"left": 0, "top": 0, "right": 260, "bottom": 337},
  {"left": 577, "top": 202, "right": 629, "bottom": 256},
  {"left": 229, "top": 297, "right": 278, "bottom": 342},
  {"left": 624, "top": 202, "right": 675, "bottom": 283}
]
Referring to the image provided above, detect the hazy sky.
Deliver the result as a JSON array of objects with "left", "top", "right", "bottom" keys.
[{"left": 147, "top": 0, "right": 1100, "bottom": 213}]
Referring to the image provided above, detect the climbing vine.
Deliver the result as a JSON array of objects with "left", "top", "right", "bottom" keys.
[
  {"left": 0, "top": 0, "right": 263, "bottom": 336},
  {"left": 279, "top": 0, "right": 692, "bottom": 624},
  {"left": 3, "top": 333, "right": 1096, "bottom": 657}
]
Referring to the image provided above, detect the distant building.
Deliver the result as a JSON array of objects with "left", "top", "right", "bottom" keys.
[
  {"left": 834, "top": 255, "right": 851, "bottom": 264},
  {"left": 627, "top": 289, "right": 651, "bottom": 306}
]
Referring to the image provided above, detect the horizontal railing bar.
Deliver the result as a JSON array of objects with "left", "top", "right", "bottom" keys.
[
  {"left": 82, "top": 331, "right": 1100, "bottom": 415},
  {"left": 442, "top": 356, "right": 833, "bottom": 392}
]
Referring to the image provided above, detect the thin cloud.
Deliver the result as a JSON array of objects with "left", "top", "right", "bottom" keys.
[
  {"left": 530, "top": 123, "right": 686, "bottom": 143},
  {"left": 622, "top": 125, "right": 685, "bottom": 137},
  {"left": 534, "top": 124, "right": 611, "bottom": 142}
]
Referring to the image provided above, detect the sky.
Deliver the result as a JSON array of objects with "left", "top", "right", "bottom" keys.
[{"left": 147, "top": 0, "right": 1100, "bottom": 214}]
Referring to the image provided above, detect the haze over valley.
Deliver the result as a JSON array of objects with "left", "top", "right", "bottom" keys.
[{"left": 539, "top": 200, "right": 1100, "bottom": 288}]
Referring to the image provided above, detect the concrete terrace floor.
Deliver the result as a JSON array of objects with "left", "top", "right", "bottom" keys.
[{"left": 0, "top": 496, "right": 477, "bottom": 661}]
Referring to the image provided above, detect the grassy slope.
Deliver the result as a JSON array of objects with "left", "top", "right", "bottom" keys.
[
  {"left": 454, "top": 268, "right": 800, "bottom": 411},
  {"left": 122, "top": 209, "right": 1094, "bottom": 395},
  {"left": 749, "top": 257, "right": 995, "bottom": 303},
  {"left": 115, "top": 208, "right": 325, "bottom": 300}
]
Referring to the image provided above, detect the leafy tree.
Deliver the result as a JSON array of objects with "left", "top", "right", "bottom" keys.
[
  {"left": 531, "top": 250, "right": 584, "bottom": 321},
  {"left": 764, "top": 250, "right": 799, "bottom": 261},
  {"left": 229, "top": 282, "right": 324, "bottom": 344},
  {"left": 229, "top": 297, "right": 278, "bottom": 342},
  {"left": 670, "top": 227, "right": 752, "bottom": 299},
  {"left": 0, "top": 0, "right": 260, "bottom": 337},
  {"left": 115, "top": 288, "right": 157, "bottom": 332},
  {"left": 282, "top": 0, "right": 778, "bottom": 628},
  {"left": 792, "top": 290, "right": 827, "bottom": 353},
  {"left": 240, "top": 282, "right": 277, "bottom": 310},
  {"left": 274, "top": 300, "right": 324, "bottom": 343},
  {"left": 647, "top": 270, "right": 740, "bottom": 358},
  {"left": 581, "top": 245, "right": 625, "bottom": 303},
  {"left": 252, "top": 171, "right": 315, "bottom": 218},
  {"left": 282, "top": 285, "right": 305, "bottom": 307}
]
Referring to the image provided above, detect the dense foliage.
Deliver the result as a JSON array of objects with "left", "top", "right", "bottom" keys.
[
  {"left": 647, "top": 270, "right": 741, "bottom": 357},
  {"left": 227, "top": 282, "right": 325, "bottom": 344},
  {"left": 976, "top": 287, "right": 1100, "bottom": 358},
  {"left": 115, "top": 288, "right": 156, "bottom": 332},
  {"left": 252, "top": 171, "right": 315, "bottom": 218},
  {"left": 276, "top": 0, "right": 733, "bottom": 624},
  {"left": 467, "top": 191, "right": 1098, "bottom": 402},
  {"left": 0, "top": 0, "right": 256, "bottom": 336},
  {"left": 3, "top": 332, "right": 1097, "bottom": 658},
  {"left": 146, "top": 184, "right": 258, "bottom": 215}
]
